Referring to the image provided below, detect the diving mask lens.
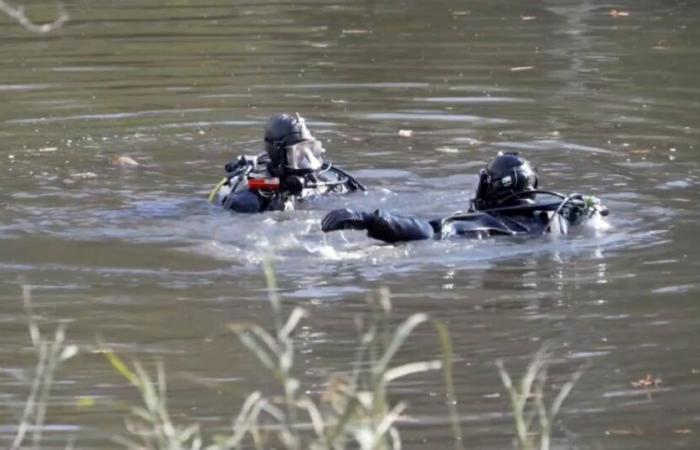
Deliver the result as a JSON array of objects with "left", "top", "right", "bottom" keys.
[{"left": 286, "top": 139, "right": 325, "bottom": 171}]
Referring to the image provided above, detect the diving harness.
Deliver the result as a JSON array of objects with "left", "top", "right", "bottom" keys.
[
  {"left": 452, "top": 190, "right": 610, "bottom": 235},
  {"left": 208, "top": 154, "right": 365, "bottom": 207}
]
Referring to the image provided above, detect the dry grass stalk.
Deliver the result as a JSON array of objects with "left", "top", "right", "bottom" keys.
[
  {"left": 105, "top": 260, "right": 462, "bottom": 450},
  {"left": 101, "top": 349, "right": 203, "bottom": 450},
  {"left": 10, "top": 286, "right": 79, "bottom": 450},
  {"left": 496, "top": 345, "right": 583, "bottom": 450}
]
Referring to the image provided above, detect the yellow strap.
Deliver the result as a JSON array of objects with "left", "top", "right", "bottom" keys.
[{"left": 208, "top": 177, "right": 228, "bottom": 203}]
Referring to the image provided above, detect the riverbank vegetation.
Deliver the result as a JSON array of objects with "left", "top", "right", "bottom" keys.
[{"left": 9, "top": 264, "right": 580, "bottom": 449}]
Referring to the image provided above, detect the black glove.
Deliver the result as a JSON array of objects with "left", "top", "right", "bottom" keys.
[
  {"left": 321, "top": 209, "right": 374, "bottom": 232},
  {"left": 224, "top": 155, "right": 257, "bottom": 173}
]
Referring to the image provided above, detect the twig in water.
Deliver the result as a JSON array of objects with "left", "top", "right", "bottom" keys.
[{"left": 0, "top": 0, "right": 68, "bottom": 33}]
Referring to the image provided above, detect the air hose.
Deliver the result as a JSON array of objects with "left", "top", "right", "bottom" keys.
[{"left": 208, "top": 177, "right": 228, "bottom": 203}]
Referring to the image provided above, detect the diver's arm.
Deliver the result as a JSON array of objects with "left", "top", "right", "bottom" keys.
[
  {"left": 322, "top": 209, "right": 437, "bottom": 243},
  {"left": 367, "top": 210, "right": 437, "bottom": 242}
]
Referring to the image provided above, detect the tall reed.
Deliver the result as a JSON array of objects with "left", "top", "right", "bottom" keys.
[
  {"left": 9, "top": 286, "right": 79, "bottom": 450},
  {"left": 104, "top": 260, "right": 464, "bottom": 450},
  {"left": 496, "top": 345, "right": 584, "bottom": 450}
]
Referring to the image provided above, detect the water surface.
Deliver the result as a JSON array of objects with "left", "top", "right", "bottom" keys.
[{"left": 1, "top": 0, "right": 700, "bottom": 448}]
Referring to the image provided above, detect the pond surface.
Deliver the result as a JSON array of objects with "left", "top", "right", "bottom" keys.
[{"left": 1, "top": 0, "right": 700, "bottom": 448}]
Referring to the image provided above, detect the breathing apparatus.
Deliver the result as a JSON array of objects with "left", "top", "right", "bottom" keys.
[
  {"left": 208, "top": 156, "right": 261, "bottom": 205},
  {"left": 466, "top": 152, "right": 610, "bottom": 234},
  {"left": 263, "top": 113, "right": 326, "bottom": 178},
  {"left": 209, "top": 112, "right": 369, "bottom": 207}
]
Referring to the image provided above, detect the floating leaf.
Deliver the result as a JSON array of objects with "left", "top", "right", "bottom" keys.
[
  {"left": 631, "top": 374, "right": 662, "bottom": 388},
  {"left": 610, "top": 9, "right": 630, "bottom": 17},
  {"left": 113, "top": 155, "right": 139, "bottom": 167},
  {"left": 70, "top": 172, "right": 98, "bottom": 179},
  {"left": 606, "top": 428, "right": 643, "bottom": 436}
]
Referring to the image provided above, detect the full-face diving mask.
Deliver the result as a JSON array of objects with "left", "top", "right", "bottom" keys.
[
  {"left": 284, "top": 138, "right": 325, "bottom": 173},
  {"left": 264, "top": 113, "right": 327, "bottom": 176}
]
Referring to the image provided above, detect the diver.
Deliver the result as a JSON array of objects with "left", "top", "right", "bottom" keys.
[
  {"left": 210, "top": 113, "right": 365, "bottom": 213},
  {"left": 321, "top": 152, "right": 609, "bottom": 243}
]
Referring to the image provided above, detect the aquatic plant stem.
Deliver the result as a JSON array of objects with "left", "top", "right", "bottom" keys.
[{"left": 433, "top": 322, "right": 465, "bottom": 450}]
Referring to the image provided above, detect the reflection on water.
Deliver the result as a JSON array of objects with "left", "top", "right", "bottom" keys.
[{"left": 1, "top": 0, "right": 700, "bottom": 448}]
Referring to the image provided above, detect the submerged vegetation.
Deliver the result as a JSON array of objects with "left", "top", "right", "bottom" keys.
[{"left": 8, "top": 265, "right": 581, "bottom": 449}]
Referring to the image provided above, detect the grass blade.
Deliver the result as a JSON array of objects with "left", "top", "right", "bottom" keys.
[
  {"left": 433, "top": 321, "right": 465, "bottom": 450},
  {"left": 374, "top": 313, "right": 429, "bottom": 377}
]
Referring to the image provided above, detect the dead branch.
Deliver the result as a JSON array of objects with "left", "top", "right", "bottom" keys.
[{"left": 0, "top": 0, "right": 67, "bottom": 33}]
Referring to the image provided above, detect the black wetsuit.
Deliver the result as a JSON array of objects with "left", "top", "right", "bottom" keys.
[{"left": 322, "top": 195, "right": 607, "bottom": 243}]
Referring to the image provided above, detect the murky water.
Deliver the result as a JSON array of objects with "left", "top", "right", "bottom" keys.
[{"left": 2, "top": 0, "right": 700, "bottom": 448}]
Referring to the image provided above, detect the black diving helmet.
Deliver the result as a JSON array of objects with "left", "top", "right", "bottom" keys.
[
  {"left": 472, "top": 152, "right": 538, "bottom": 210},
  {"left": 263, "top": 113, "right": 325, "bottom": 177}
]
